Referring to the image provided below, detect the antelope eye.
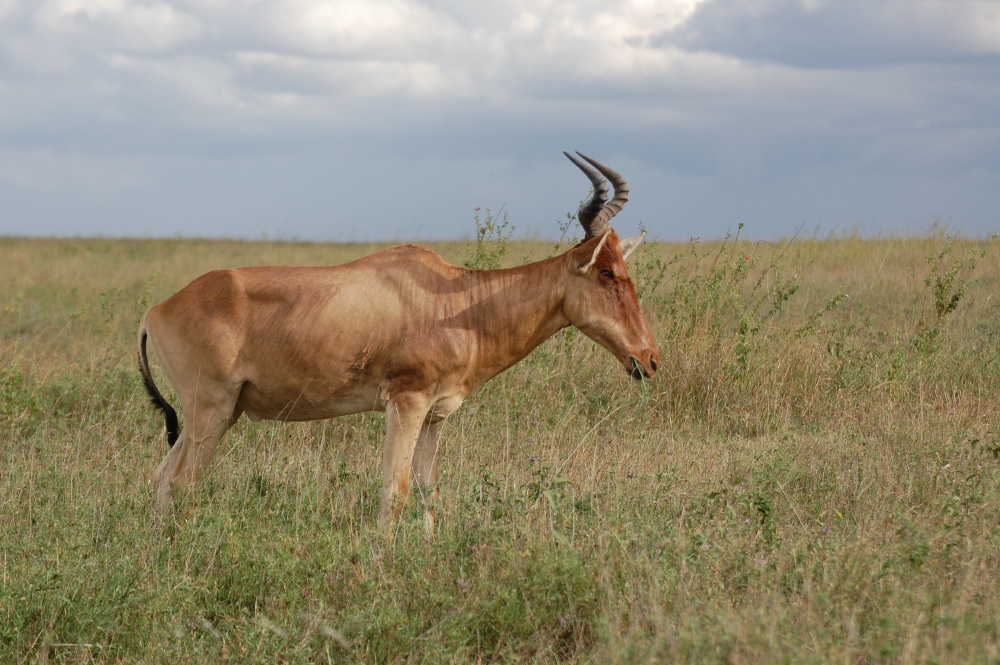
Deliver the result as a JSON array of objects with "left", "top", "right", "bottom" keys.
[{"left": 600, "top": 270, "right": 615, "bottom": 280}]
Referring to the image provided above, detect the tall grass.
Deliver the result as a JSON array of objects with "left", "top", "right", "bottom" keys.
[{"left": 1, "top": 229, "right": 999, "bottom": 663}]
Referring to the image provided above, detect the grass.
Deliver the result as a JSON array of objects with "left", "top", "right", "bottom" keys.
[{"left": 2, "top": 227, "right": 1000, "bottom": 664}]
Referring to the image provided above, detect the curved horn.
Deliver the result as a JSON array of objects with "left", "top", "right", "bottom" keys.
[
  {"left": 564, "top": 151, "right": 630, "bottom": 239},
  {"left": 564, "top": 151, "right": 609, "bottom": 238}
]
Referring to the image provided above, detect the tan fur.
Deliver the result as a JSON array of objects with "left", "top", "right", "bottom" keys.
[{"left": 139, "top": 164, "right": 659, "bottom": 528}]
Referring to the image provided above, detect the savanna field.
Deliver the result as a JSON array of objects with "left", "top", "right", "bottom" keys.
[{"left": 2, "top": 226, "right": 999, "bottom": 664}]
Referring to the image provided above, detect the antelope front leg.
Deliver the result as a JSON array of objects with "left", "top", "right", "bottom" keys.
[
  {"left": 380, "top": 393, "right": 432, "bottom": 526},
  {"left": 412, "top": 421, "right": 442, "bottom": 532}
]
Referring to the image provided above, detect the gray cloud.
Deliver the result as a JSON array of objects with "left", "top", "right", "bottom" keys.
[
  {"left": 1, "top": 0, "right": 998, "bottom": 242},
  {"left": 664, "top": 0, "right": 1000, "bottom": 68}
]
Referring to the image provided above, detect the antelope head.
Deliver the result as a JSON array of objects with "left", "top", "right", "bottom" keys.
[{"left": 561, "top": 152, "right": 659, "bottom": 380}]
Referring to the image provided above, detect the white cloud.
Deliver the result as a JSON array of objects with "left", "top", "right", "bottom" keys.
[
  {"left": 236, "top": 48, "right": 474, "bottom": 98},
  {"left": 271, "top": 0, "right": 463, "bottom": 58}
]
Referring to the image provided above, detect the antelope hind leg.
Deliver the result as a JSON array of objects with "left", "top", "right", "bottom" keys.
[{"left": 152, "top": 394, "right": 237, "bottom": 514}]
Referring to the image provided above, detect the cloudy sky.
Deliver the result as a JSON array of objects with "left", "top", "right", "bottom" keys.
[{"left": 2, "top": 0, "right": 999, "bottom": 242}]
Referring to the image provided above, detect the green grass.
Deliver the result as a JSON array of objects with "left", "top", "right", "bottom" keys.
[{"left": 2, "top": 230, "right": 1000, "bottom": 663}]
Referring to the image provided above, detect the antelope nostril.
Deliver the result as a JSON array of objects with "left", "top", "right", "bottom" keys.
[{"left": 650, "top": 357, "right": 658, "bottom": 372}]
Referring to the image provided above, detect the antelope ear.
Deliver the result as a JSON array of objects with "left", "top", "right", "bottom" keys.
[
  {"left": 619, "top": 232, "right": 645, "bottom": 260},
  {"left": 573, "top": 231, "right": 611, "bottom": 273}
]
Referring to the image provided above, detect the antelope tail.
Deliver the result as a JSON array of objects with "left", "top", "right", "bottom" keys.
[{"left": 138, "top": 324, "right": 180, "bottom": 447}]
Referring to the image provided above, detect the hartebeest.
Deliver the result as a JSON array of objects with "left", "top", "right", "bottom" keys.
[{"left": 138, "top": 152, "right": 659, "bottom": 528}]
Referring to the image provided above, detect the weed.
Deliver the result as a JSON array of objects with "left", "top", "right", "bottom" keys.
[
  {"left": 912, "top": 233, "right": 988, "bottom": 355},
  {"left": 463, "top": 207, "right": 514, "bottom": 270}
]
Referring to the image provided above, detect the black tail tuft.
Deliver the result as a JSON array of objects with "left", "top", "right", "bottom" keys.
[{"left": 139, "top": 329, "right": 180, "bottom": 447}]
